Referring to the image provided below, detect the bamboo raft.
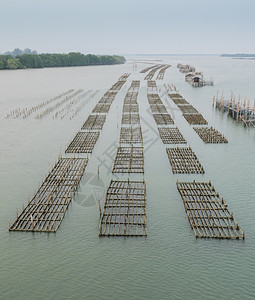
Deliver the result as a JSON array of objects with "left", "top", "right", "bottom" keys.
[
  {"left": 176, "top": 180, "right": 245, "bottom": 239},
  {"left": 122, "top": 113, "right": 140, "bottom": 125},
  {"left": 119, "top": 126, "right": 143, "bottom": 144},
  {"left": 147, "top": 80, "right": 157, "bottom": 88},
  {"left": 148, "top": 96, "right": 163, "bottom": 105},
  {"left": 119, "top": 73, "right": 131, "bottom": 80},
  {"left": 145, "top": 65, "right": 166, "bottom": 80},
  {"left": 81, "top": 114, "right": 106, "bottom": 130},
  {"left": 123, "top": 93, "right": 138, "bottom": 105},
  {"left": 156, "top": 65, "right": 171, "bottom": 80},
  {"left": 171, "top": 98, "right": 189, "bottom": 105},
  {"left": 153, "top": 113, "right": 174, "bottom": 125},
  {"left": 166, "top": 147, "right": 204, "bottom": 174},
  {"left": 178, "top": 105, "right": 199, "bottom": 114},
  {"left": 9, "top": 158, "right": 88, "bottom": 232},
  {"left": 112, "top": 146, "right": 144, "bottom": 173},
  {"left": 110, "top": 80, "right": 126, "bottom": 91},
  {"left": 98, "top": 91, "right": 118, "bottom": 104},
  {"left": 92, "top": 104, "right": 111, "bottom": 114},
  {"left": 150, "top": 104, "right": 168, "bottom": 114},
  {"left": 140, "top": 64, "right": 160, "bottom": 73},
  {"left": 65, "top": 131, "right": 100, "bottom": 153},
  {"left": 193, "top": 127, "right": 228, "bottom": 143},
  {"left": 99, "top": 180, "right": 147, "bottom": 236},
  {"left": 182, "top": 113, "right": 208, "bottom": 125},
  {"left": 158, "top": 127, "right": 187, "bottom": 144},
  {"left": 122, "top": 104, "right": 139, "bottom": 114}
]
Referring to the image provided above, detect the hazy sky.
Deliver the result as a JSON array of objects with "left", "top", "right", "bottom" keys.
[{"left": 1, "top": 0, "right": 255, "bottom": 55}]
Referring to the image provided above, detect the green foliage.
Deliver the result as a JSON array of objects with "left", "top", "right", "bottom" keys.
[
  {"left": 0, "top": 52, "right": 126, "bottom": 70},
  {"left": 7, "top": 58, "right": 21, "bottom": 69}
]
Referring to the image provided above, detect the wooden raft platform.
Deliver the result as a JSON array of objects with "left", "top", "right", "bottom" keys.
[
  {"left": 9, "top": 158, "right": 88, "bottom": 232},
  {"left": 110, "top": 80, "right": 126, "bottom": 91},
  {"left": 119, "top": 126, "right": 143, "bottom": 144},
  {"left": 171, "top": 97, "right": 189, "bottom": 105},
  {"left": 65, "top": 131, "right": 100, "bottom": 153},
  {"left": 178, "top": 105, "right": 199, "bottom": 114},
  {"left": 123, "top": 104, "right": 139, "bottom": 113},
  {"left": 153, "top": 113, "right": 174, "bottom": 125},
  {"left": 112, "top": 146, "right": 144, "bottom": 173},
  {"left": 92, "top": 104, "right": 111, "bottom": 114},
  {"left": 193, "top": 127, "right": 228, "bottom": 143},
  {"left": 81, "top": 114, "right": 106, "bottom": 130},
  {"left": 166, "top": 147, "right": 204, "bottom": 174},
  {"left": 183, "top": 113, "right": 208, "bottom": 125},
  {"left": 176, "top": 180, "right": 245, "bottom": 239},
  {"left": 122, "top": 113, "right": 140, "bottom": 125},
  {"left": 99, "top": 180, "right": 147, "bottom": 236},
  {"left": 156, "top": 65, "right": 171, "bottom": 80},
  {"left": 98, "top": 91, "right": 117, "bottom": 104},
  {"left": 150, "top": 104, "right": 168, "bottom": 114},
  {"left": 158, "top": 127, "right": 187, "bottom": 144}
]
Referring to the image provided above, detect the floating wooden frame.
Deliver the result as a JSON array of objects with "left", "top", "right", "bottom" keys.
[
  {"left": 150, "top": 104, "right": 168, "bottom": 114},
  {"left": 99, "top": 180, "right": 147, "bottom": 236},
  {"left": 98, "top": 91, "right": 117, "bottom": 104},
  {"left": 153, "top": 113, "right": 174, "bottom": 125},
  {"left": 9, "top": 158, "right": 88, "bottom": 232},
  {"left": 176, "top": 180, "right": 245, "bottom": 239},
  {"left": 169, "top": 93, "right": 183, "bottom": 99},
  {"left": 81, "top": 114, "right": 106, "bottom": 130},
  {"left": 156, "top": 65, "right": 171, "bottom": 80},
  {"left": 92, "top": 104, "right": 111, "bottom": 114},
  {"left": 122, "top": 104, "right": 139, "bottom": 113},
  {"left": 110, "top": 80, "right": 126, "bottom": 91},
  {"left": 158, "top": 127, "right": 187, "bottom": 144},
  {"left": 65, "top": 131, "right": 100, "bottom": 153},
  {"left": 166, "top": 147, "right": 204, "bottom": 174},
  {"left": 171, "top": 98, "right": 189, "bottom": 105},
  {"left": 178, "top": 105, "right": 199, "bottom": 114},
  {"left": 122, "top": 113, "right": 140, "bottom": 125},
  {"left": 182, "top": 113, "right": 208, "bottom": 125},
  {"left": 119, "top": 126, "right": 143, "bottom": 144},
  {"left": 193, "top": 127, "right": 228, "bottom": 143},
  {"left": 147, "top": 80, "right": 157, "bottom": 88},
  {"left": 112, "top": 146, "right": 144, "bottom": 173}
]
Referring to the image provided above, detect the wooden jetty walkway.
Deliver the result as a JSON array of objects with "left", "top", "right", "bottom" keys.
[
  {"left": 177, "top": 180, "right": 245, "bottom": 239},
  {"left": 166, "top": 147, "right": 204, "bottom": 174},
  {"left": 9, "top": 158, "right": 88, "bottom": 232},
  {"left": 99, "top": 180, "right": 147, "bottom": 236}
]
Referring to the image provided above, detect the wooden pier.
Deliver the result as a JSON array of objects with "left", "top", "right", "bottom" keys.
[
  {"left": 81, "top": 114, "right": 106, "bottom": 130},
  {"left": 176, "top": 180, "right": 245, "bottom": 239},
  {"left": 193, "top": 127, "right": 228, "bottom": 143},
  {"left": 166, "top": 147, "right": 205, "bottom": 174},
  {"left": 158, "top": 127, "right": 187, "bottom": 144},
  {"left": 9, "top": 158, "right": 88, "bottom": 232},
  {"left": 112, "top": 146, "right": 144, "bottom": 173},
  {"left": 65, "top": 131, "right": 100, "bottom": 153},
  {"left": 99, "top": 180, "right": 147, "bottom": 236},
  {"left": 119, "top": 126, "right": 143, "bottom": 144}
]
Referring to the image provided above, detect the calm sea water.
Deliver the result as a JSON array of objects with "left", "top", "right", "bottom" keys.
[{"left": 0, "top": 56, "right": 255, "bottom": 300}]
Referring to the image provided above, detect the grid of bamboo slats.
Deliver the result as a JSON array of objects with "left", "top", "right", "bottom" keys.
[
  {"left": 81, "top": 114, "right": 106, "bottom": 130},
  {"left": 122, "top": 104, "right": 139, "bottom": 113},
  {"left": 158, "top": 127, "right": 187, "bottom": 144},
  {"left": 156, "top": 65, "right": 171, "bottom": 80},
  {"left": 176, "top": 180, "right": 245, "bottom": 239},
  {"left": 178, "top": 105, "right": 199, "bottom": 114},
  {"left": 150, "top": 104, "right": 168, "bottom": 114},
  {"left": 153, "top": 113, "right": 174, "bottom": 125},
  {"left": 148, "top": 97, "right": 163, "bottom": 105},
  {"left": 119, "top": 73, "right": 130, "bottom": 80},
  {"left": 110, "top": 80, "right": 126, "bottom": 91},
  {"left": 182, "top": 113, "right": 208, "bottom": 125},
  {"left": 92, "top": 103, "right": 111, "bottom": 114},
  {"left": 145, "top": 65, "right": 166, "bottom": 80},
  {"left": 123, "top": 93, "right": 138, "bottom": 105},
  {"left": 98, "top": 91, "right": 118, "bottom": 104},
  {"left": 65, "top": 131, "right": 100, "bottom": 153},
  {"left": 140, "top": 64, "right": 159, "bottom": 73},
  {"left": 9, "top": 158, "right": 88, "bottom": 232},
  {"left": 122, "top": 113, "right": 140, "bottom": 125},
  {"left": 171, "top": 98, "right": 189, "bottom": 105},
  {"left": 119, "top": 126, "right": 143, "bottom": 144},
  {"left": 193, "top": 127, "right": 228, "bottom": 143},
  {"left": 99, "top": 180, "right": 147, "bottom": 236},
  {"left": 112, "top": 146, "right": 144, "bottom": 173},
  {"left": 166, "top": 147, "right": 205, "bottom": 174}
]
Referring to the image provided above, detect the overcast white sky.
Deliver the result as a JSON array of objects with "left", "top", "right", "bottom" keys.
[{"left": 1, "top": 0, "right": 254, "bottom": 55}]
